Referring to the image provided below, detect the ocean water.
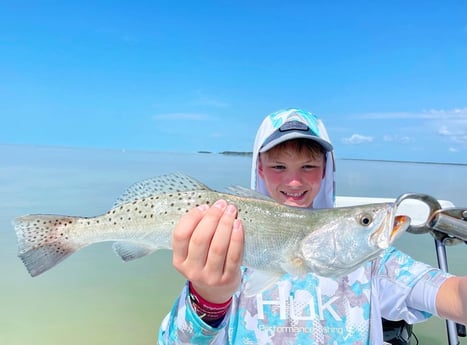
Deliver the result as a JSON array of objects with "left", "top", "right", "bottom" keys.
[{"left": 1, "top": 144, "right": 466, "bottom": 345}]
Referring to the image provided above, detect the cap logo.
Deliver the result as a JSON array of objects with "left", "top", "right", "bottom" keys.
[{"left": 279, "top": 120, "right": 309, "bottom": 132}]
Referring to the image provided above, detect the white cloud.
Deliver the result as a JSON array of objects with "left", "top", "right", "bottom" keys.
[
  {"left": 192, "top": 90, "right": 229, "bottom": 108},
  {"left": 354, "top": 107, "right": 467, "bottom": 147},
  {"left": 193, "top": 96, "right": 229, "bottom": 108},
  {"left": 438, "top": 126, "right": 452, "bottom": 136},
  {"left": 355, "top": 112, "right": 426, "bottom": 120},
  {"left": 342, "top": 134, "right": 374, "bottom": 144},
  {"left": 152, "top": 112, "right": 212, "bottom": 121},
  {"left": 383, "top": 135, "right": 414, "bottom": 144},
  {"left": 435, "top": 114, "right": 467, "bottom": 145},
  {"left": 355, "top": 107, "right": 467, "bottom": 121}
]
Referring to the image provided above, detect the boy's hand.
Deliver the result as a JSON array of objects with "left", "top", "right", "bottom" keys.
[{"left": 172, "top": 199, "right": 244, "bottom": 303}]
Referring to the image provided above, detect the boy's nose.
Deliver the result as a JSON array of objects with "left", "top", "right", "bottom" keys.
[{"left": 286, "top": 172, "right": 302, "bottom": 186}]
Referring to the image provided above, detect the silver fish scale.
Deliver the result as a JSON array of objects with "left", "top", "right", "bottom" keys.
[
  {"left": 223, "top": 195, "right": 314, "bottom": 272},
  {"left": 71, "top": 189, "right": 216, "bottom": 244}
]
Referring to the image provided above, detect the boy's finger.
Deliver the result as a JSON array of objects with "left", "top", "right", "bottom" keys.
[
  {"left": 205, "top": 204, "right": 238, "bottom": 275},
  {"left": 186, "top": 200, "right": 227, "bottom": 267},
  {"left": 172, "top": 204, "right": 208, "bottom": 265},
  {"left": 223, "top": 219, "right": 244, "bottom": 277}
]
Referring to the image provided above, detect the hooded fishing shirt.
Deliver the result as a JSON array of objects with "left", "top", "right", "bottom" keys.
[
  {"left": 158, "top": 109, "right": 452, "bottom": 344},
  {"left": 158, "top": 248, "right": 450, "bottom": 344}
]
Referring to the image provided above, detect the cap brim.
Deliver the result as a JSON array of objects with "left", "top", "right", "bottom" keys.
[{"left": 260, "top": 131, "right": 333, "bottom": 153}]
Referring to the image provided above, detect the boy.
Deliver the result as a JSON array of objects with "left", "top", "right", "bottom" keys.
[{"left": 159, "top": 108, "right": 467, "bottom": 344}]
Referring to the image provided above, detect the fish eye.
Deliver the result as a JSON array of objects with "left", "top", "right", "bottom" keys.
[{"left": 359, "top": 214, "right": 373, "bottom": 226}]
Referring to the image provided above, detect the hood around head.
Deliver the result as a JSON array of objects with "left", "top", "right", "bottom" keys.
[{"left": 250, "top": 108, "right": 336, "bottom": 209}]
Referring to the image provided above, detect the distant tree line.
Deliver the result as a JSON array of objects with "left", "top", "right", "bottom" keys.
[{"left": 197, "top": 151, "right": 252, "bottom": 156}]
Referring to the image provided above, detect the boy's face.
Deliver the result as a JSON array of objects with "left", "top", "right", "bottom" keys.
[{"left": 258, "top": 142, "right": 326, "bottom": 208}]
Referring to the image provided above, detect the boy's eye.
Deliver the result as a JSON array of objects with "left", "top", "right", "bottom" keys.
[{"left": 271, "top": 165, "right": 286, "bottom": 171}]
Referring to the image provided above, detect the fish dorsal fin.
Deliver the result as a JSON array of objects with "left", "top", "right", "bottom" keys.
[
  {"left": 226, "top": 185, "right": 275, "bottom": 201},
  {"left": 113, "top": 172, "right": 211, "bottom": 207}
]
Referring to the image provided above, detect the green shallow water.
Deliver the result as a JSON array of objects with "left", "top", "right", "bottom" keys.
[{"left": 1, "top": 145, "right": 466, "bottom": 344}]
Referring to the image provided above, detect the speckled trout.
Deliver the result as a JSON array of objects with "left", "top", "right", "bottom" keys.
[{"left": 13, "top": 173, "right": 410, "bottom": 288}]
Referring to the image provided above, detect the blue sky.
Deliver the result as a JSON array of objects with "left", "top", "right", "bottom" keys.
[{"left": 1, "top": 1, "right": 466, "bottom": 163}]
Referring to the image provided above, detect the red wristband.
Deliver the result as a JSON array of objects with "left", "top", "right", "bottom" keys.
[{"left": 188, "top": 282, "right": 232, "bottom": 326}]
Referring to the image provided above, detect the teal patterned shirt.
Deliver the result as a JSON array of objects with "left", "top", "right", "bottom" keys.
[{"left": 158, "top": 247, "right": 451, "bottom": 345}]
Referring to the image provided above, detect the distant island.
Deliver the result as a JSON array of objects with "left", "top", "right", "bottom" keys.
[
  {"left": 198, "top": 151, "right": 252, "bottom": 156},
  {"left": 196, "top": 152, "right": 467, "bottom": 165}
]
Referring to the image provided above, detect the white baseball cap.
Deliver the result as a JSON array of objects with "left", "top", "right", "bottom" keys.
[{"left": 259, "top": 109, "right": 333, "bottom": 153}]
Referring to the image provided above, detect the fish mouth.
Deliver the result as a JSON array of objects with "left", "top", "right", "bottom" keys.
[
  {"left": 391, "top": 215, "right": 411, "bottom": 240},
  {"left": 371, "top": 205, "right": 411, "bottom": 249}
]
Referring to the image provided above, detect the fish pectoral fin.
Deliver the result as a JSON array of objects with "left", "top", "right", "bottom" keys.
[
  {"left": 244, "top": 270, "right": 282, "bottom": 296},
  {"left": 112, "top": 241, "right": 157, "bottom": 262},
  {"left": 280, "top": 256, "right": 308, "bottom": 277}
]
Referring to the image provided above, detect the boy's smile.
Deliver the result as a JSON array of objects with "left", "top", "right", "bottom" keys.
[{"left": 281, "top": 190, "right": 308, "bottom": 201}]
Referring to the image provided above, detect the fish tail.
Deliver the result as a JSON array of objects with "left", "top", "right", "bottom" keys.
[{"left": 13, "top": 214, "right": 83, "bottom": 277}]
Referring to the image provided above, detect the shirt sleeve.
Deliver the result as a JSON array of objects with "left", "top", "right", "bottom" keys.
[
  {"left": 374, "top": 247, "right": 453, "bottom": 324},
  {"left": 157, "top": 282, "right": 230, "bottom": 344}
]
